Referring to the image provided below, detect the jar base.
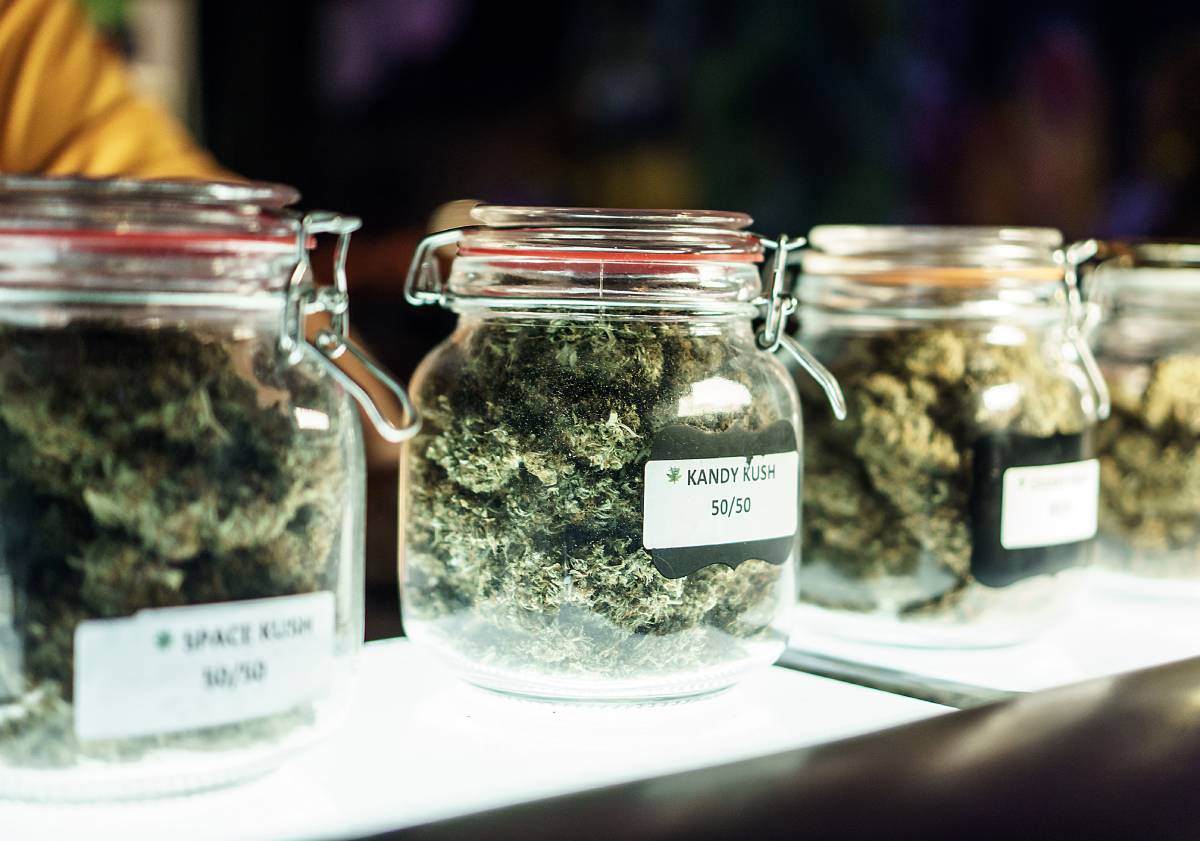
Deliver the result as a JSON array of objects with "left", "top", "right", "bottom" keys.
[
  {"left": 452, "top": 657, "right": 772, "bottom": 704},
  {"left": 794, "top": 567, "right": 1085, "bottom": 650},
  {"left": 791, "top": 600, "right": 1069, "bottom": 650},
  {"left": 0, "top": 731, "right": 312, "bottom": 803},
  {"left": 1089, "top": 568, "right": 1200, "bottom": 602},
  {"left": 0, "top": 678, "right": 356, "bottom": 803},
  {"left": 468, "top": 680, "right": 734, "bottom": 707},
  {"left": 408, "top": 623, "right": 784, "bottom": 704}
]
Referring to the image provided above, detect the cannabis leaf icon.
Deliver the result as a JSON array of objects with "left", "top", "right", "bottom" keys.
[
  {"left": 667, "top": 466, "right": 682, "bottom": 484},
  {"left": 155, "top": 630, "right": 173, "bottom": 651}
]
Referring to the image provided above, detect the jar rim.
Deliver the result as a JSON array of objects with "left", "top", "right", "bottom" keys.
[
  {"left": 422, "top": 204, "right": 768, "bottom": 313},
  {"left": 0, "top": 174, "right": 300, "bottom": 208},
  {"left": 0, "top": 175, "right": 302, "bottom": 253},
  {"left": 470, "top": 205, "right": 753, "bottom": 230},
  {"left": 1095, "top": 240, "right": 1200, "bottom": 272},
  {"left": 804, "top": 224, "right": 1063, "bottom": 286},
  {"left": 797, "top": 225, "right": 1070, "bottom": 319},
  {"left": 0, "top": 175, "right": 309, "bottom": 298},
  {"left": 1089, "top": 241, "right": 1200, "bottom": 314},
  {"left": 458, "top": 204, "right": 763, "bottom": 263}
]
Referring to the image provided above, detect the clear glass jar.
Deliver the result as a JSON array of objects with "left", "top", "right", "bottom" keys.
[
  {"left": 0, "top": 176, "right": 415, "bottom": 801},
  {"left": 400, "top": 207, "right": 840, "bottom": 701},
  {"left": 1085, "top": 242, "right": 1200, "bottom": 597},
  {"left": 793, "top": 226, "right": 1106, "bottom": 647}
]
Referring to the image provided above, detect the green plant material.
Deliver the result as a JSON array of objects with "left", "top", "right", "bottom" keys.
[
  {"left": 0, "top": 682, "right": 317, "bottom": 770},
  {"left": 404, "top": 317, "right": 790, "bottom": 680},
  {"left": 1098, "top": 355, "right": 1200, "bottom": 575},
  {"left": 799, "top": 327, "right": 1088, "bottom": 615},
  {"left": 0, "top": 322, "right": 348, "bottom": 767}
]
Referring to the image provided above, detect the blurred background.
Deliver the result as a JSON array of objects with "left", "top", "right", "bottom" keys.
[{"left": 85, "top": 0, "right": 1200, "bottom": 638}]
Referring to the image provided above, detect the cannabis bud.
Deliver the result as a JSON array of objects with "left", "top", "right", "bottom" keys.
[
  {"left": 0, "top": 322, "right": 349, "bottom": 767},
  {"left": 797, "top": 327, "right": 1092, "bottom": 618},
  {"left": 402, "top": 315, "right": 794, "bottom": 685},
  {"left": 1097, "top": 355, "right": 1200, "bottom": 576}
]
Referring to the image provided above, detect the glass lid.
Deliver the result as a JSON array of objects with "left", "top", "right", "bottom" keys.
[
  {"left": 0, "top": 174, "right": 298, "bottom": 208},
  {"left": 1092, "top": 240, "right": 1200, "bottom": 273},
  {"left": 1088, "top": 240, "right": 1200, "bottom": 310},
  {"left": 0, "top": 175, "right": 301, "bottom": 252},
  {"left": 406, "top": 204, "right": 769, "bottom": 311},
  {"left": 458, "top": 204, "right": 763, "bottom": 263},
  {"left": 470, "top": 205, "right": 753, "bottom": 229},
  {"left": 0, "top": 176, "right": 308, "bottom": 297},
  {"left": 803, "top": 225, "right": 1064, "bottom": 285}
]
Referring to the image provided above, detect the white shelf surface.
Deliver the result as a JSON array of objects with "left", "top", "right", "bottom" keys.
[
  {"left": 789, "top": 579, "right": 1200, "bottom": 693},
  {"left": 1, "top": 638, "right": 947, "bottom": 840}
]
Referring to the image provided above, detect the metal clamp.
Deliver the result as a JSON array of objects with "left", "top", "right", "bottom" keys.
[
  {"left": 404, "top": 228, "right": 466, "bottom": 306},
  {"left": 1060, "top": 240, "right": 1113, "bottom": 421},
  {"left": 757, "top": 234, "right": 847, "bottom": 420},
  {"left": 757, "top": 233, "right": 804, "bottom": 352},
  {"left": 284, "top": 212, "right": 421, "bottom": 443}
]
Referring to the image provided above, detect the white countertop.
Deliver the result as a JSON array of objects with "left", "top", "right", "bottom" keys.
[
  {"left": 789, "top": 576, "right": 1200, "bottom": 693},
  {"left": 1, "top": 638, "right": 948, "bottom": 840}
]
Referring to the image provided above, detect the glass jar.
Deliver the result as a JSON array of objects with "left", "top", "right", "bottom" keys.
[
  {"left": 400, "top": 207, "right": 842, "bottom": 701},
  {"left": 1084, "top": 241, "right": 1200, "bottom": 597},
  {"left": 0, "top": 176, "right": 416, "bottom": 801},
  {"left": 793, "top": 226, "right": 1106, "bottom": 647}
]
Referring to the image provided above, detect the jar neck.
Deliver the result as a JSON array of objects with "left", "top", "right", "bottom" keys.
[
  {"left": 0, "top": 175, "right": 303, "bottom": 297},
  {"left": 798, "top": 306, "right": 1070, "bottom": 344},
  {"left": 1091, "top": 267, "right": 1200, "bottom": 322},
  {"left": 1089, "top": 268, "right": 1200, "bottom": 361},
  {"left": 0, "top": 299, "right": 286, "bottom": 332},
  {"left": 455, "top": 307, "right": 757, "bottom": 334},
  {"left": 445, "top": 256, "right": 764, "bottom": 315},
  {"left": 0, "top": 249, "right": 297, "bottom": 297}
]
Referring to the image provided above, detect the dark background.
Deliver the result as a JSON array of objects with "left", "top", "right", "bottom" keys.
[
  {"left": 157, "top": 0, "right": 1200, "bottom": 637},
  {"left": 198, "top": 1, "right": 1200, "bottom": 238}
]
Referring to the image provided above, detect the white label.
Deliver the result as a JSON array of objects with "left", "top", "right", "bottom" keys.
[
  {"left": 73, "top": 592, "right": 335, "bottom": 741},
  {"left": 0, "top": 573, "right": 19, "bottom": 698},
  {"left": 642, "top": 451, "right": 799, "bottom": 550},
  {"left": 1000, "top": 459, "right": 1099, "bottom": 550}
]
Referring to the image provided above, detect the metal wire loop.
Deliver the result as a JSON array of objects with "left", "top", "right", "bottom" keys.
[
  {"left": 312, "top": 329, "right": 422, "bottom": 443},
  {"left": 283, "top": 211, "right": 421, "bottom": 442},
  {"left": 1060, "top": 241, "right": 1113, "bottom": 421},
  {"left": 755, "top": 233, "right": 847, "bottom": 420},
  {"left": 404, "top": 228, "right": 466, "bottom": 306}
]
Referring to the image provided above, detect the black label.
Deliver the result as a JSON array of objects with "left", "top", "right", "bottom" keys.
[
  {"left": 644, "top": 420, "right": 798, "bottom": 579},
  {"left": 969, "top": 431, "right": 1092, "bottom": 588}
]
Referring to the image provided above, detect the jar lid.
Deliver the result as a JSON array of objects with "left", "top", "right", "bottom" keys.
[
  {"left": 408, "top": 204, "right": 768, "bottom": 313},
  {"left": 1087, "top": 240, "right": 1200, "bottom": 309},
  {"left": 803, "top": 225, "right": 1064, "bottom": 286},
  {"left": 458, "top": 205, "right": 763, "bottom": 264},
  {"left": 1092, "top": 240, "right": 1200, "bottom": 275},
  {"left": 0, "top": 175, "right": 311, "bottom": 297},
  {"left": 0, "top": 175, "right": 301, "bottom": 254}
]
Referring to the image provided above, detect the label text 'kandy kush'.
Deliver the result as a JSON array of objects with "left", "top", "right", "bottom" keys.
[{"left": 687, "top": 463, "right": 777, "bottom": 486}]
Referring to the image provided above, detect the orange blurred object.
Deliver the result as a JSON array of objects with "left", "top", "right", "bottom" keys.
[{"left": 0, "top": 0, "right": 226, "bottom": 179}]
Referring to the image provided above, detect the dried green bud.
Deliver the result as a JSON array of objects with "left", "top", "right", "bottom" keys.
[
  {"left": 800, "top": 327, "right": 1088, "bottom": 615},
  {"left": 1098, "top": 355, "right": 1200, "bottom": 574},
  {"left": 0, "top": 322, "right": 349, "bottom": 767},
  {"left": 404, "top": 316, "right": 789, "bottom": 680}
]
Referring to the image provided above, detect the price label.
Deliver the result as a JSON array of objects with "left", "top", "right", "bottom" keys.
[
  {"left": 642, "top": 421, "right": 799, "bottom": 578},
  {"left": 1000, "top": 459, "right": 1100, "bottom": 550},
  {"left": 73, "top": 592, "right": 335, "bottom": 741}
]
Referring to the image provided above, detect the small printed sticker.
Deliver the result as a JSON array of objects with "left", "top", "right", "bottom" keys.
[
  {"left": 0, "top": 571, "right": 20, "bottom": 699},
  {"left": 1000, "top": 459, "right": 1100, "bottom": 550},
  {"left": 642, "top": 421, "right": 799, "bottom": 578},
  {"left": 73, "top": 591, "right": 336, "bottom": 741}
]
